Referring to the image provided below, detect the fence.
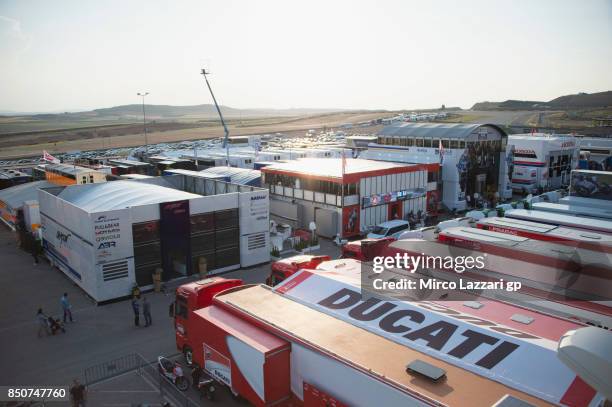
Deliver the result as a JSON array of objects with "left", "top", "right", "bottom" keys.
[
  {"left": 83, "top": 353, "right": 199, "bottom": 407},
  {"left": 84, "top": 353, "right": 143, "bottom": 386}
]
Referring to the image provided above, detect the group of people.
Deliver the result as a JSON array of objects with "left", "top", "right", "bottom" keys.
[
  {"left": 131, "top": 295, "right": 152, "bottom": 327},
  {"left": 405, "top": 210, "right": 426, "bottom": 229},
  {"left": 36, "top": 292, "right": 74, "bottom": 337}
]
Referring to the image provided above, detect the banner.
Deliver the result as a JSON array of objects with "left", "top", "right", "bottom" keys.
[
  {"left": 92, "top": 209, "right": 133, "bottom": 264},
  {"left": 273, "top": 271, "right": 597, "bottom": 406}
]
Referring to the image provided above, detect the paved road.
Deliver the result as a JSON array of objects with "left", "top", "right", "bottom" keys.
[{"left": 0, "top": 225, "right": 341, "bottom": 404}]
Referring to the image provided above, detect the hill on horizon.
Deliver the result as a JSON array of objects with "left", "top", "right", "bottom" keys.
[
  {"left": 471, "top": 90, "right": 612, "bottom": 111},
  {"left": 0, "top": 104, "right": 350, "bottom": 120}
]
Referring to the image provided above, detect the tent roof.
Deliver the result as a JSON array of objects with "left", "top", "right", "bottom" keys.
[
  {"left": 55, "top": 180, "right": 200, "bottom": 212},
  {"left": 0, "top": 181, "right": 53, "bottom": 209},
  {"left": 379, "top": 123, "right": 506, "bottom": 139}
]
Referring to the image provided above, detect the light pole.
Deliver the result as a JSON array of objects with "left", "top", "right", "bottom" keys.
[{"left": 137, "top": 92, "right": 149, "bottom": 157}]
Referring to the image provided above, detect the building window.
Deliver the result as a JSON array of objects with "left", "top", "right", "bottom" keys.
[
  {"left": 82, "top": 176, "right": 87, "bottom": 183},
  {"left": 442, "top": 140, "right": 450, "bottom": 148},
  {"left": 450, "top": 140, "right": 459, "bottom": 149},
  {"left": 423, "top": 138, "right": 432, "bottom": 148},
  {"left": 344, "top": 183, "right": 359, "bottom": 196},
  {"left": 416, "top": 138, "right": 424, "bottom": 147}
]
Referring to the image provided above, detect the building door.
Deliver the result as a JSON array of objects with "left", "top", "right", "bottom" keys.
[
  {"left": 388, "top": 201, "right": 403, "bottom": 221},
  {"left": 475, "top": 174, "right": 486, "bottom": 196},
  {"left": 159, "top": 200, "right": 191, "bottom": 280},
  {"left": 314, "top": 208, "right": 338, "bottom": 238}
]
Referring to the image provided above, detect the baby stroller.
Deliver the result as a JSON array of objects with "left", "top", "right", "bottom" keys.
[{"left": 48, "top": 316, "right": 66, "bottom": 335}]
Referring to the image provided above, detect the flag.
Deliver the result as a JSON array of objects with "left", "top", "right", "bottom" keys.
[
  {"left": 43, "top": 150, "right": 60, "bottom": 164},
  {"left": 438, "top": 139, "right": 444, "bottom": 165}
]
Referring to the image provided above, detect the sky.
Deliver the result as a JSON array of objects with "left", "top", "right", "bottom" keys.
[{"left": 1, "top": 0, "right": 611, "bottom": 112}]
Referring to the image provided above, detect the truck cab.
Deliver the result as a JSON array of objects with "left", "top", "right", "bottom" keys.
[
  {"left": 341, "top": 237, "right": 395, "bottom": 261},
  {"left": 266, "top": 254, "right": 331, "bottom": 286},
  {"left": 174, "top": 277, "right": 242, "bottom": 365}
]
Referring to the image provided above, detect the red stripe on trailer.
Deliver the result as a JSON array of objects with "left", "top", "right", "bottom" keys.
[
  {"left": 560, "top": 376, "right": 598, "bottom": 407},
  {"left": 381, "top": 242, "right": 612, "bottom": 319},
  {"left": 477, "top": 220, "right": 612, "bottom": 255},
  {"left": 513, "top": 161, "right": 547, "bottom": 166},
  {"left": 276, "top": 269, "right": 313, "bottom": 294},
  {"left": 437, "top": 231, "right": 612, "bottom": 280},
  {"left": 303, "top": 382, "right": 348, "bottom": 407},
  {"left": 431, "top": 299, "right": 581, "bottom": 341}
]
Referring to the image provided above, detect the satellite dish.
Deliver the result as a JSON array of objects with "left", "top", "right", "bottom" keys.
[
  {"left": 557, "top": 326, "right": 612, "bottom": 400},
  {"left": 309, "top": 221, "right": 317, "bottom": 231}
]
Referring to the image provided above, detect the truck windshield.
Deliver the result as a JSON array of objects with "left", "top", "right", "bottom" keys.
[
  {"left": 371, "top": 226, "right": 388, "bottom": 235},
  {"left": 175, "top": 296, "right": 188, "bottom": 319}
]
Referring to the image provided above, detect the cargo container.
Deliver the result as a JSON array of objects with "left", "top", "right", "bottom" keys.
[
  {"left": 505, "top": 209, "right": 612, "bottom": 234},
  {"left": 477, "top": 216, "right": 612, "bottom": 254}
]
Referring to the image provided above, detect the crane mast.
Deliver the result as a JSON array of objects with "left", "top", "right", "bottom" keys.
[{"left": 201, "top": 68, "right": 230, "bottom": 166}]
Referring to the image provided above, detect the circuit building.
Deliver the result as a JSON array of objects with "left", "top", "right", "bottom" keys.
[
  {"left": 506, "top": 134, "right": 579, "bottom": 193},
  {"left": 361, "top": 123, "right": 513, "bottom": 210},
  {"left": 261, "top": 158, "right": 439, "bottom": 238},
  {"left": 38, "top": 175, "right": 269, "bottom": 302}
]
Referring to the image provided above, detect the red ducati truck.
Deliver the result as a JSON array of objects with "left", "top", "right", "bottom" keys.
[
  {"left": 174, "top": 277, "right": 293, "bottom": 406},
  {"left": 266, "top": 254, "right": 331, "bottom": 286},
  {"left": 174, "top": 277, "right": 243, "bottom": 366},
  {"left": 340, "top": 237, "right": 395, "bottom": 261}
]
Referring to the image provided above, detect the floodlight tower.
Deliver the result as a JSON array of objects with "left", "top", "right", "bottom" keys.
[
  {"left": 200, "top": 69, "right": 230, "bottom": 166},
  {"left": 137, "top": 92, "right": 150, "bottom": 157}
]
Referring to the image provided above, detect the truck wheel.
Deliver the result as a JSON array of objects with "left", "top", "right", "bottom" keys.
[
  {"left": 228, "top": 387, "right": 243, "bottom": 402},
  {"left": 183, "top": 347, "right": 193, "bottom": 366}
]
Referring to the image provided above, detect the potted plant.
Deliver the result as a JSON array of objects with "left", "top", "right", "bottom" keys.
[{"left": 270, "top": 246, "right": 281, "bottom": 260}]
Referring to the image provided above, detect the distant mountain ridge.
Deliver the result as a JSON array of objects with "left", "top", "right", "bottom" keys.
[
  {"left": 471, "top": 91, "right": 612, "bottom": 111},
  {"left": 1, "top": 104, "right": 348, "bottom": 119}
]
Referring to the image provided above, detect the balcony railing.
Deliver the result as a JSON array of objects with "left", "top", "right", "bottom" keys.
[{"left": 268, "top": 185, "right": 358, "bottom": 208}]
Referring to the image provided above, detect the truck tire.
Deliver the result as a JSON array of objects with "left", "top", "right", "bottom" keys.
[
  {"left": 228, "top": 387, "right": 244, "bottom": 402},
  {"left": 183, "top": 346, "right": 193, "bottom": 366}
]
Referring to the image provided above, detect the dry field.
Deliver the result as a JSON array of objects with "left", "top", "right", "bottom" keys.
[{"left": 0, "top": 111, "right": 389, "bottom": 159}]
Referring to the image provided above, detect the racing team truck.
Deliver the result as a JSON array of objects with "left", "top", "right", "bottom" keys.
[
  {"left": 266, "top": 254, "right": 330, "bottom": 286},
  {"left": 173, "top": 275, "right": 605, "bottom": 406}
]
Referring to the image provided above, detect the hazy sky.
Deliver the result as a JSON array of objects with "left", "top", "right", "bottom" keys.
[{"left": 1, "top": 0, "right": 611, "bottom": 112}]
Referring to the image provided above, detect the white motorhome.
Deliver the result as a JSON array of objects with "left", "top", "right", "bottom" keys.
[{"left": 507, "top": 134, "right": 579, "bottom": 193}]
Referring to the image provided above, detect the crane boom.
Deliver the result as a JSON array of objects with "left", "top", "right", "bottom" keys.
[{"left": 201, "top": 68, "right": 230, "bottom": 166}]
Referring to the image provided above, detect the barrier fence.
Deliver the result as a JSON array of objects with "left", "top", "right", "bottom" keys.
[{"left": 83, "top": 353, "right": 199, "bottom": 407}]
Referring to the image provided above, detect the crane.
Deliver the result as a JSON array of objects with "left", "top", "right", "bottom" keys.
[{"left": 201, "top": 68, "right": 230, "bottom": 166}]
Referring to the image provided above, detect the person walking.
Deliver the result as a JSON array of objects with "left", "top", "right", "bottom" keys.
[
  {"left": 131, "top": 297, "right": 140, "bottom": 327},
  {"left": 142, "top": 296, "right": 152, "bottom": 327},
  {"left": 69, "top": 379, "right": 86, "bottom": 407},
  {"left": 37, "top": 308, "right": 50, "bottom": 338},
  {"left": 31, "top": 233, "right": 39, "bottom": 265},
  {"left": 61, "top": 292, "right": 74, "bottom": 323}
]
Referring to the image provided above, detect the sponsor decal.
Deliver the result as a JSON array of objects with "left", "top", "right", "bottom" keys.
[
  {"left": 56, "top": 231, "right": 71, "bottom": 243},
  {"left": 204, "top": 344, "right": 231, "bottom": 387},
  {"left": 362, "top": 188, "right": 426, "bottom": 208},
  {"left": 97, "top": 241, "right": 117, "bottom": 249},
  {"left": 273, "top": 272, "right": 597, "bottom": 405}
]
